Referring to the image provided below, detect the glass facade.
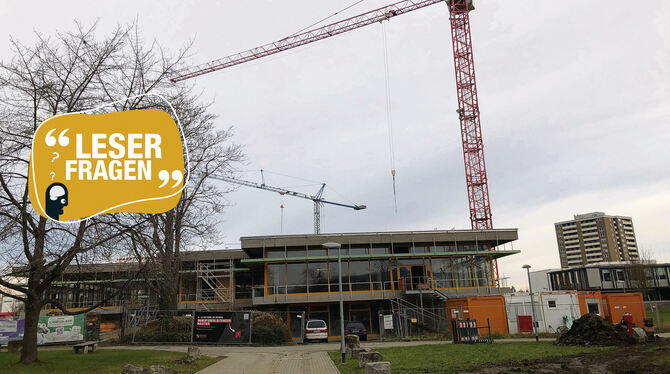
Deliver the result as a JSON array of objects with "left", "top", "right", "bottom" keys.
[{"left": 264, "top": 255, "right": 493, "bottom": 295}]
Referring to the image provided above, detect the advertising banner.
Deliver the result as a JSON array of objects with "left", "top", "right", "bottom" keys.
[
  {"left": 192, "top": 311, "right": 252, "bottom": 344},
  {"left": 37, "top": 314, "right": 85, "bottom": 345},
  {"left": 0, "top": 319, "right": 24, "bottom": 343}
]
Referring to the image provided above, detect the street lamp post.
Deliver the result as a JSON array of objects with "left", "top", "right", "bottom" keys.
[
  {"left": 522, "top": 264, "right": 539, "bottom": 342},
  {"left": 324, "top": 242, "right": 346, "bottom": 363}
]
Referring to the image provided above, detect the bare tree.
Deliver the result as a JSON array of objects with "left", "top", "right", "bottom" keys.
[
  {"left": 0, "top": 22, "right": 200, "bottom": 364},
  {"left": 127, "top": 94, "right": 244, "bottom": 312},
  {"left": 626, "top": 247, "right": 656, "bottom": 300}
]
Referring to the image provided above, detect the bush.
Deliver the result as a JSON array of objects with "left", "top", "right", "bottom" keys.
[
  {"left": 122, "top": 315, "right": 193, "bottom": 343},
  {"left": 251, "top": 311, "right": 291, "bottom": 345}
]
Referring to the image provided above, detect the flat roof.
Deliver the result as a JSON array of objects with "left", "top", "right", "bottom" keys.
[{"left": 241, "top": 229, "right": 518, "bottom": 258}]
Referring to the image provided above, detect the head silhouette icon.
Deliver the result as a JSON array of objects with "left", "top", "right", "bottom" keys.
[{"left": 45, "top": 183, "right": 68, "bottom": 221}]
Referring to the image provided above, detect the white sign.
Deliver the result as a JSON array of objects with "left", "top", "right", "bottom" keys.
[
  {"left": 46, "top": 315, "right": 74, "bottom": 328},
  {"left": 0, "top": 320, "right": 18, "bottom": 333},
  {"left": 383, "top": 315, "right": 393, "bottom": 329}
]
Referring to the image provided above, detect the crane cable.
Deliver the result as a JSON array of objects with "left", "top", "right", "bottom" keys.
[{"left": 381, "top": 20, "right": 398, "bottom": 214}]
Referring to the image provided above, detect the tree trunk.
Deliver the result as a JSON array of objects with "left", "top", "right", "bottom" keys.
[
  {"left": 20, "top": 297, "right": 42, "bottom": 364},
  {"left": 158, "top": 256, "right": 180, "bottom": 312}
]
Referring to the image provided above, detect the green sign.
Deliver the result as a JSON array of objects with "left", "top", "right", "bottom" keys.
[{"left": 37, "top": 314, "right": 84, "bottom": 345}]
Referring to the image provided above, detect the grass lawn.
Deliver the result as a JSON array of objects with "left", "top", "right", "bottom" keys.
[
  {"left": 329, "top": 342, "right": 613, "bottom": 374},
  {"left": 0, "top": 349, "right": 222, "bottom": 374}
]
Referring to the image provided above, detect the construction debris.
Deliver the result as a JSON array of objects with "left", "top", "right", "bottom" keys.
[{"left": 556, "top": 313, "right": 636, "bottom": 346}]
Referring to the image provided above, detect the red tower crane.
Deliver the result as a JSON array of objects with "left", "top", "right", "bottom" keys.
[{"left": 171, "top": 0, "right": 498, "bottom": 283}]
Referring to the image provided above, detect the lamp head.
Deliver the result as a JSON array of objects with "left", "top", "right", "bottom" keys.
[
  {"left": 522, "top": 264, "right": 531, "bottom": 269},
  {"left": 322, "top": 242, "right": 341, "bottom": 249}
]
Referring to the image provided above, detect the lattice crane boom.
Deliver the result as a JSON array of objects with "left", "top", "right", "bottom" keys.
[
  {"left": 170, "top": 0, "right": 445, "bottom": 82},
  {"left": 212, "top": 175, "right": 366, "bottom": 234}
]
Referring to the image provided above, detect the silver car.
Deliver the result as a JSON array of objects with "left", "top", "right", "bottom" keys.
[{"left": 304, "top": 319, "right": 328, "bottom": 342}]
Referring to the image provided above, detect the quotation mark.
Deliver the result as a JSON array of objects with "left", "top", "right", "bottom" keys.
[
  {"left": 158, "top": 169, "right": 183, "bottom": 188},
  {"left": 45, "top": 129, "right": 70, "bottom": 147}
]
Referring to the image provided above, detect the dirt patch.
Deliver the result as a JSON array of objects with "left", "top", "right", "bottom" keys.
[
  {"left": 557, "top": 313, "right": 636, "bottom": 346},
  {"left": 459, "top": 339, "right": 670, "bottom": 374}
]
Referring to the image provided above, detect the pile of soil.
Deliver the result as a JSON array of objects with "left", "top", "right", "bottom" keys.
[{"left": 557, "top": 313, "right": 636, "bottom": 346}]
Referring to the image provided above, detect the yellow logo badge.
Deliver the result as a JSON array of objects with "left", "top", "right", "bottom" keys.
[{"left": 29, "top": 108, "right": 187, "bottom": 222}]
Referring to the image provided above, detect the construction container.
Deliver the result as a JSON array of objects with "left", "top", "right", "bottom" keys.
[
  {"left": 602, "top": 292, "right": 646, "bottom": 327},
  {"left": 446, "top": 296, "right": 508, "bottom": 334}
]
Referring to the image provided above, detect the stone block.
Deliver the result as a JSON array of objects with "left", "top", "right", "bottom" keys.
[
  {"left": 365, "top": 361, "right": 391, "bottom": 374},
  {"left": 359, "top": 351, "right": 383, "bottom": 368},
  {"left": 144, "top": 366, "right": 169, "bottom": 374},
  {"left": 122, "top": 364, "right": 145, "bottom": 374},
  {"left": 186, "top": 346, "right": 201, "bottom": 360},
  {"left": 352, "top": 347, "right": 371, "bottom": 359},
  {"left": 345, "top": 334, "right": 360, "bottom": 350},
  {"left": 632, "top": 327, "right": 647, "bottom": 342}
]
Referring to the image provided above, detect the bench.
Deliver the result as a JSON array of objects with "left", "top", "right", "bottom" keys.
[{"left": 73, "top": 341, "right": 99, "bottom": 354}]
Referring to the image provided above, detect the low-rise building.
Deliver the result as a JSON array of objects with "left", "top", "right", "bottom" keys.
[{"left": 546, "top": 262, "right": 670, "bottom": 300}]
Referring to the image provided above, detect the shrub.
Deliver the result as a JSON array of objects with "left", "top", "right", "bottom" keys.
[{"left": 251, "top": 311, "right": 291, "bottom": 345}]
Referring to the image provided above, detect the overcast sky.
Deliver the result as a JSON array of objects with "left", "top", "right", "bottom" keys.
[{"left": 2, "top": 0, "right": 668, "bottom": 288}]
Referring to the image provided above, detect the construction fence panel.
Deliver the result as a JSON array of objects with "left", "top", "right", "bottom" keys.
[
  {"left": 122, "top": 308, "right": 195, "bottom": 343},
  {"left": 645, "top": 301, "right": 670, "bottom": 332}
]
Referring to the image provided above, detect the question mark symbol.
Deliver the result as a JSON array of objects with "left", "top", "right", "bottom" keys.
[
  {"left": 158, "top": 170, "right": 183, "bottom": 188},
  {"left": 51, "top": 152, "right": 60, "bottom": 163},
  {"left": 50, "top": 172, "right": 55, "bottom": 181},
  {"left": 45, "top": 129, "right": 70, "bottom": 147}
]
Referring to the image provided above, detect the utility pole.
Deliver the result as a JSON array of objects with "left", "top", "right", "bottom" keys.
[
  {"left": 523, "top": 264, "right": 539, "bottom": 342},
  {"left": 324, "top": 242, "right": 346, "bottom": 363}
]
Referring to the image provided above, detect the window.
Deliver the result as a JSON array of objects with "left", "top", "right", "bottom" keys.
[
  {"left": 286, "top": 248, "right": 307, "bottom": 258},
  {"left": 286, "top": 262, "right": 307, "bottom": 294},
  {"left": 267, "top": 263, "right": 286, "bottom": 295},
  {"left": 308, "top": 248, "right": 327, "bottom": 257},
  {"left": 306, "top": 320, "right": 326, "bottom": 329},
  {"left": 473, "top": 256, "right": 492, "bottom": 287},
  {"left": 586, "top": 298, "right": 600, "bottom": 315},
  {"left": 266, "top": 250, "right": 285, "bottom": 258},
  {"left": 329, "top": 261, "right": 350, "bottom": 292},
  {"left": 601, "top": 270, "right": 612, "bottom": 282},
  {"left": 308, "top": 262, "right": 329, "bottom": 293},
  {"left": 370, "top": 260, "right": 392, "bottom": 290},
  {"left": 370, "top": 247, "right": 387, "bottom": 255},
  {"left": 412, "top": 246, "right": 428, "bottom": 254},
  {"left": 350, "top": 247, "right": 368, "bottom": 255},
  {"left": 655, "top": 268, "right": 667, "bottom": 280},
  {"left": 547, "top": 300, "right": 557, "bottom": 308},
  {"left": 453, "top": 257, "right": 474, "bottom": 288},
  {"left": 431, "top": 258, "right": 453, "bottom": 288},
  {"left": 349, "top": 260, "right": 371, "bottom": 291},
  {"left": 616, "top": 270, "right": 625, "bottom": 282}
]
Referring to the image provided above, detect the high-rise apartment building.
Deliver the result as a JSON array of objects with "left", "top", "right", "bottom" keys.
[{"left": 555, "top": 212, "right": 638, "bottom": 268}]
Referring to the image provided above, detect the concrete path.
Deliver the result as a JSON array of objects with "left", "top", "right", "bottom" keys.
[{"left": 195, "top": 351, "right": 338, "bottom": 374}]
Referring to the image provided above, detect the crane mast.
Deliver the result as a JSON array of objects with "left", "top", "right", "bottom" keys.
[
  {"left": 447, "top": 0, "right": 498, "bottom": 282},
  {"left": 212, "top": 175, "right": 366, "bottom": 234}
]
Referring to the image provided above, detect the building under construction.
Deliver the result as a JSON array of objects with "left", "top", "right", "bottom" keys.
[{"left": 41, "top": 229, "right": 519, "bottom": 339}]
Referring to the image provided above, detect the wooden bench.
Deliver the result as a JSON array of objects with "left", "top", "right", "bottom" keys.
[{"left": 73, "top": 341, "right": 99, "bottom": 354}]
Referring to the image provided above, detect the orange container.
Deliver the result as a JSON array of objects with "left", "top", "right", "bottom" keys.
[
  {"left": 602, "top": 292, "right": 646, "bottom": 327},
  {"left": 446, "top": 296, "right": 508, "bottom": 334}
]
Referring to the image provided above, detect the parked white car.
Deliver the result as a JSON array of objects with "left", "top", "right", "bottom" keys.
[{"left": 304, "top": 319, "right": 328, "bottom": 342}]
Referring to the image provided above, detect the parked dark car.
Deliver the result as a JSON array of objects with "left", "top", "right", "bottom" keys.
[{"left": 344, "top": 321, "right": 367, "bottom": 341}]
